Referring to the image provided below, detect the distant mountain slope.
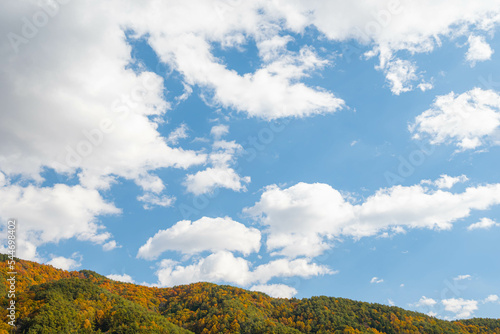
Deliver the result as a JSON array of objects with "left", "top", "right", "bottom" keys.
[{"left": 1, "top": 255, "right": 499, "bottom": 333}]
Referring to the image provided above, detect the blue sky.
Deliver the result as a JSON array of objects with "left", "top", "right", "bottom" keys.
[{"left": 1, "top": 0, "right": 500, "bottom": 320}]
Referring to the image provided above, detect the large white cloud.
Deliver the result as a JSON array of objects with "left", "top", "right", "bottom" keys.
[
  {"left": 127, "top": 0, "right": 345, "bottom": 119},
  {"left": 0, "top": 0, "right": 206, "bottom": 188},
  {"left": 301, "top": 1, "right": 500, "bottom": 92},
  {"left": 0, "top": 183, "right": 120, "bottom": 260},
  {"left": 410, "top": 88, "right": 500, "bottom": 150},
  {"left": 155, "top": 251, "right": 332, "bottom": 287},
  {"left": 2, "top": 0, "right": 500, "bottom": 190},
  {"left": 137, "top": 217, "right": 261, "bottom": 260},
  {"left": 245, "top": 179, "right": 500, "bottom": 258},
  {"left": 127, "top": 0, "right": 500, "bottom": 101}
]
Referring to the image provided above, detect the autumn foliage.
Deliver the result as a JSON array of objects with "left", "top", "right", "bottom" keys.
[{"left": 1, "top": 255, "right": 499, "bottom": 333}]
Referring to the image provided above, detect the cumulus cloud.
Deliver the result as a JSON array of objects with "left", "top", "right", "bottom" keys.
[
  {"left": 102, "top": 240, "right": 120, "bottom": 251},
  {"left": 484, "top": 294, "right": 499, "bottom": 303},
  {"left": 410, "top": 88, "right": 500, "bottom": 151},
  {"left": 0, "top": 1, "right": 206, "bottom": 187},
  {"left": 2, "top": 1, "right": 500, "bottom": 194},
  {"left": 299, "top": 1, "right": 500, "bottom": 94},
  {"left": 415, "top": 296, "right": 438, "bottom": 307},
  {"left": 47, "top": 253, "right": 82, "bottom": 271},
  {"left": 383, "top": 58, "right": 419, "bottom": 95},
  {"left": 155, "top": 251, "right": 332, "bottom": 287},
  {"left": 0, "top": 184, "right": 120, "bottom": 260},
  {"left": 0, "top": 1, "right": 209, "bottom": 260},
  {"left": 453, "top": 274, "right": 472, "bottom": 281},
  {"left": 2, "top": 1, "right": 500, "bottom": 253},
  {"left": 250, "top": 284, "right": 298, "bottom": 298},
  {"left": 137, "top": 217, "right": 261, "bottom": 260},
  {"left": 245, "top": 180, "right": 500, "bottom": 258},
  {"left": 184, "top": 140, "right": 250, "bottom": 195},
  {"left": 422, "top": 175, "right": 469, "bottom": 189},
  {"left": 442, "top": 298, "right": 478, "bottom": 318},
  {"left": 107, "top": 273, "right": 135, "bottom": 283},
  {"left": 414, "top": 295, "right": 498, "bottom": 318},
  {"left": 466, "top": 35, "right": 494, "bottom": 66},
  {"left": 185, "top": 167, "right": 250, "bottom": 195},
  {"left": 467, "top": 217, "right": 500, "bottom": 230}
]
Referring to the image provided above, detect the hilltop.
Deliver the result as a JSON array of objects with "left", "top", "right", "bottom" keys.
[{"left": 1, "top": 255, "right": 499, "bottom": 333}]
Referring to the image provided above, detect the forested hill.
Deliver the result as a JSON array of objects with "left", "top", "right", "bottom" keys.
[{"left": 1, "top": 255, "right": 499, "bottom": 333}]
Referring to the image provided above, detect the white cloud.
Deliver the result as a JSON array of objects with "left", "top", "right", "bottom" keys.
[
  {"left": 484, "top": 294, "right": 499, "bottom": 303},
  {"left": 3, "top": 0, "right": 500, "bottom": 278},
  {"left": 46, "top": 253, "right": 82, "bottom": 271},
  {"left": 0, "top": 172, "right": 6, "bottom": 187},
  {"left": 155, "top": 34, "right": 345, "bottom": 119},
  {"left": 251, "top": 258, "right": 335, "bottom": 284},
  {"left": 107, "top": 273, "right": 135, "bottom": 283},
  {"left": 185, "top": 167, "right": 250, "bottom": 195},
  {"left": 297, "top": 1, "right": 500, "bottom": 94},
  {"left": 410, "top": 88, "right": 500, "bottom": 151},
  {"left": 466, "top": 35, "right": 494, "bottom": 66},
  {"left": 370, "top": 277, "right": 384, "bottom": 284},
  {"left": 102, "top": 240, "right": 119, "bottom": 251},
  {"left": 383, "top": 58, "right": 419, "bottom": 95},
  {"left": 0, "top": 184, "right": 120, "bottom": 260},
  {"left": 167, "top": 124, "right": 189, "bottom": 145},
  {"left": 155, "top": 251, "right": 332, "bottom": 287},
  {"left": 468, "top": 217, "right": 500, "bottom": 230},
  {"left": 137, "top": 217, "right": 261, "bottom": 260},
  {"left": 0, "top": 1, "right": 206, "bottom": 187},
  {"left": 244, "top": 182, "right": 353, "bottom": 258},
  {"left": 2, "top": 1, "right": 500, "bottom": 191},
  {"left": 184, "top": 140, "right": 250, "bottom": 195},
  {"left": 175, "top": 83, "right": 193, "bottom": 103},
  {"left": 387, "top": 299, "right": 395, "bottom": 306},
  {"left": 422, "top": 174, "right": 469, "bottom": 189},
  {"left": 156, "top": 253, "right": 251, "bottom": 286},
  {"left": 210, "top": 124, "right": 229, "bottom": 139},
  {"left": 442, "top": 298, "right": 478, "bottom": 318},
  {"left": 245, "top": 180, "right": 500, "bottom": 258},
  {"left": 137, "top": 193, "right": 176, "bottom": 210},
  {"left": 415, "top": 296, "right": 438, "bottom": 307},
  {"left": 250, "top": 284, "right": 297, "bottom": 298},
  {"left": 418, "top": 82, "right": 434, "bottom": 92},
  {"left": 453, "top": 274, "right": 472, "bottom": 281}
]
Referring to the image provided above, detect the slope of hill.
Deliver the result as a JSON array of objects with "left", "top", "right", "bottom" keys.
[{"left": 1, "top": 255, "right": 499, "bottom": 334}]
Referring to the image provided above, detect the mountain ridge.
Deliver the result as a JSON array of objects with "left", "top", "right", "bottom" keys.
[{"left": 1, "top": 254, "right": 499, "bottom": 333}]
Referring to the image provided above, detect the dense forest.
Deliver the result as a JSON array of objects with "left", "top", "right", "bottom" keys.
[{"left": 1, "top": 255, "right": 499, "bottom": 333}]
